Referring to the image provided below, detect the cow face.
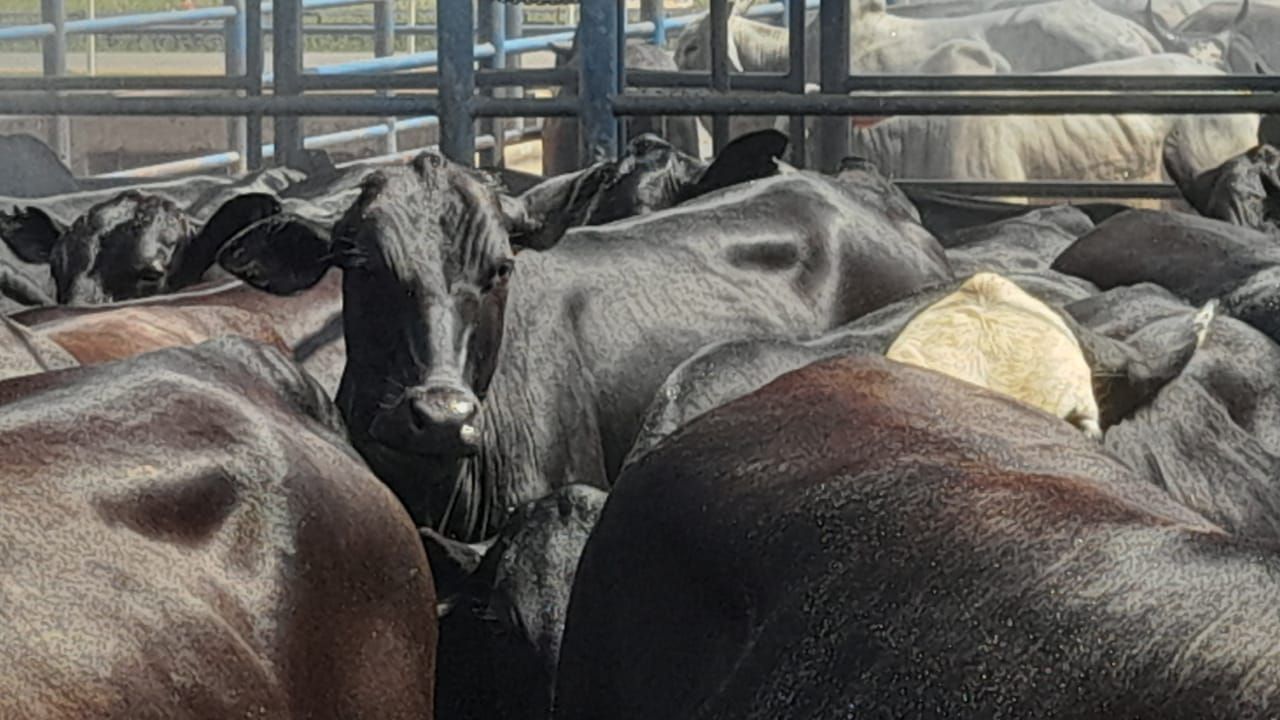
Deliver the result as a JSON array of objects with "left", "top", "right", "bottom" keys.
[
  {"left": 0, "top": 192, "right": 196, "bottom": 304},
  {"left": 1145, "top": 0, "right": 1269, "bottom": 74},
  {"left": 219, "top": 151, "right": 519, "bottom": 459},
  {"left": 1, "top": 192, "right": 278, "bottom": 307},
  {"left": 511, "top": 130, "right": 788, "bottom": 250}
]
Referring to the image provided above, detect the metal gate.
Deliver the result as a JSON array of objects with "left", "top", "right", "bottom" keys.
[{"left": 2, "top": 0, "right": 1279, "bottom": 197}]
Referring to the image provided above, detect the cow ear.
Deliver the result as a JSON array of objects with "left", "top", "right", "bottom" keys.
[
  {"left": 0, "top": 206, "right": 64, "bottom": 264},
  {"left": 683, "top": 129, "right": 789, "bottom": 202},
  {"left": 502, "top": 165, "right": 611, "bottom": 250},
  {"left": 217, "top": 213, "right": 333, "bottom": 295},
  {"left": 420, "top": 527, "right": 498, "bottom": 614},
  {"left": 172, "top": 193, "right": 283, "bottom": 289}
]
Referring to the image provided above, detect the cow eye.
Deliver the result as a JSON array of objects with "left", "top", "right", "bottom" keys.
[{"left": 493, "top": 260, "right": 514, "bottom": 282}]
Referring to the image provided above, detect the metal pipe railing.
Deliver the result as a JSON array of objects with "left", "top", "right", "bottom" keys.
[{"left": 7, "top": 0, "right": 1274, "bottom": 198}]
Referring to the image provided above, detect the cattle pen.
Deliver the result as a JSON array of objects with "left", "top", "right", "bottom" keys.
[{"left": 1, "top": 0, "right": 1279, "bottom": 198}]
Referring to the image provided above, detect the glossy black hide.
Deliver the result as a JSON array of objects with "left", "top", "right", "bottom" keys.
[{"left": 427, "top": 484, "right": 607, "bottom": 720}]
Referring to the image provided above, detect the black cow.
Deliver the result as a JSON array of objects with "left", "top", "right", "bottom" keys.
[
  {"left": 626, "top": 270, "right": 1198, "bottom": 467},
  {"left": 426, "top": 484, "right": 607, "bottom": 720},
  {"left": 542, "top": 37, "right": 702, "bottom": 177},
  {"left": 0, "top": 191, "right": 277, "bottom": 304},
  {"left": 1164, "top": 137, "right": 1280, "bottom": 237},
  {"left": 1051, "top": 208, "right": 1280, "bottom": 342},
  {"left": 1067, "top": 283, "right": 1280, "bottom": 542},
  {"left": 216, "top": 150, "right": 953, "bottom": 540},
  {"left": 0, "top": 133, "right": 78, "bottom": 198},
  {"left": 512, "top": 130, "right": 788, "bottom": 250},
  {"left": 0, "top": 337, "right": 437, "bottom": 719},
  {"left": 556, "top": 354, "right": 1280, "bottom": 720},
  {"left": 900, "top": 185, "right": 1128, "bottom": 244}
]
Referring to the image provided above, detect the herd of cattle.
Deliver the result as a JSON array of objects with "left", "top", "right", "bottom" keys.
[
  {"left": 577, "top": 0, "right": 1280, "bottom": 187},
  {"left": 3, "top": 2, "right": 1280, "bottom": 715}
]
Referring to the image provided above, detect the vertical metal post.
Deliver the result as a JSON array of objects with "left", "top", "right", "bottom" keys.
[
  {"left": 87, "top": 0, "right": 96, "bottom": 75},
  {"left": 505, "top": 2, "right": 523, "bottom": 134},
  {"left": 709, "top": 0, "right": 730, "bottom": 153},
  {"left": 40, "top": 0, "right": 70, "bottom": 168},
  {"left": 787, "top": 0, "right": 806, "bottom": 166},
  {"left": 272, "top": 0, "right": 304, "bottom": 168},
  {"left": 616, "top": 3, "right": 628, "bottom": 144},
  {"left": 225, "top": 0, "right": 248, "bottom": 173},
  {"left": 439, "top": 0, "right": 476, "bottom": 165},
  {"left": 408, "top": 0, "right": 417, "bottom": 54},
  {"left": 578, "top": 0, "right": 620, "bottom": 164},
  {"left": 375, "top": 0, "right": 396, "bottom": 156},
  {"left": 781, "top": 0, "right": 791, "bottom": 28},
  {"left": 478, "top": 0, "right": 505, "bottom": 167},
  {"left": 245, "top": 0, "right": 264, "bottom": 169},
  {"left": 816, "top": 0, "right": 849, "bottom": 173},
  {"left": 642, "top": 0, "right": 666, "bottom": 47}
]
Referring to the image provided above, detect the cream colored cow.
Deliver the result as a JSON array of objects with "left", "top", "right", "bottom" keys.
[{"left": 887, "top": 272, "right": 1102, "bottom": 437}]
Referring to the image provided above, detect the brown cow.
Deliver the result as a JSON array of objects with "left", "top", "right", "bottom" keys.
[
  {"left": 15, "top": 269, "right": 344, "bottom": 394},
  {"left": 0, "top": 337, "right": 436, "bottom": 719},
  {"left": 557, "top": 354, "right": 1280, "bottom": 719},
  {"left": 32, "top": 304, "right": 288, "bottom": 365}
]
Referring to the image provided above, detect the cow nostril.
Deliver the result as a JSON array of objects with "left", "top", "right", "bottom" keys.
[
  {"left": 409, "top": 391, "right": 477, "bottom": 431},
  {"left": 138, "top": 265, "right": 165, "bottom": 284}
]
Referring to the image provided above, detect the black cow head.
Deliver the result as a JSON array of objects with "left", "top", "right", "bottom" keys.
[
  {"left": 218, "top": 150, "right": 520, "bottom": 459},
  {"left": 1164, "top": 137, "right": 1280, "bottom": 236},
  {"left": 510, "top": 129, "right": 789, "bottom": 250},
  {"left": 425, "top": 484, "right": 607, "bottom": 720},
  {"left": 1144, "top": 0, "right": 1270, "bottom": 74},
  {"left": 0, "top": 190, "right": 278, "bottom": 305}
]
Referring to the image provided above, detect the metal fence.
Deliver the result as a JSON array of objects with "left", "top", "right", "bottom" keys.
[{"left": 1, "top": 0, "right": 1279, "bottom": 197}]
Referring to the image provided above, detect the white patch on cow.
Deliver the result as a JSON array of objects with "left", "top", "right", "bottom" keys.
[
  {"left": 886, "top": 272, "right": 1101, "bottom": 437},
  {"left": 1188, "top": 41, "right": 1224, "bottom": 67},
  {"left": 1193, "top": 299, "right": 1218, "bottom": 349},
  {"left": 696, "top": 119, "right": 713, "bottom": 161}
]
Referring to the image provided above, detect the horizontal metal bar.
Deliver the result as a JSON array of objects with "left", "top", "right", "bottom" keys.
[
  {"left": 63, "top": 6, "right": 236, "bottom": 34},
  {"left": 0, "top": 93, "right": 581, "bottom": 117},
  {"left": 0, "top": 93, "right": 440, "bottom": 116},
  {"left": 295, "top": 6, "right": 722, "bottom": 79},
  {"left": 305, "top": 43, "right": 498, "bottom": 76},
  {"left": 97, "top": 151, "right": 242, "bottom": 178},
  {"left": 0, "top": 22, "right": 53, "bottom": 40},
  {"left": 844, "top": 75, "right": 1280, "bottom": 93},
  {"left": 19, "top": 72, "right": 1276, "bottom": 96},
  {"left": 100, "top": 123, "right": 543, "bottom": 180},
  {"left": 302, "top": 114, "right": 439, "bottom": 149},
  {"left": 266, "top": 0, "right": 378, "bottom": 10},
  {"left": 895, "top": 179, "right": 1181, "bottom": 199},
  {"left": 611, "top": 91, "right": 1280, "bottom": 115},
  {"left": 472, "top": 96, "right": 579, "bottom": 117},
  {"left": 0, "top": 0, "right": 374, "bottom": 41},
  {"left": 628, "top": 70, "right": 794, "bottom": 90},
  {"left": 301, "top": 68, "right": 572, "bottom": 91},
  {"left": 0, "top": 75, "right": 248, "bottom": 91},
  {"left": 334, "top": 124, "right": 545, "bottom": 169}
]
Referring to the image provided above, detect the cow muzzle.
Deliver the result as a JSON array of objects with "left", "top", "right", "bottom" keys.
[{"left": 370, "top": 384, "right": 482, "bottom": 457}]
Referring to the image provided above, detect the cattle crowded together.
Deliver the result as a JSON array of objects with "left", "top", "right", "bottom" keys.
[{"left": 5, "top": 0, "right": 1280, "bottom": 716}]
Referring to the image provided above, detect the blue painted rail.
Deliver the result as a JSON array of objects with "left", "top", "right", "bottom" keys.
[{"left": 2, "top": 0, "right": 806, "bottom": 178}]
